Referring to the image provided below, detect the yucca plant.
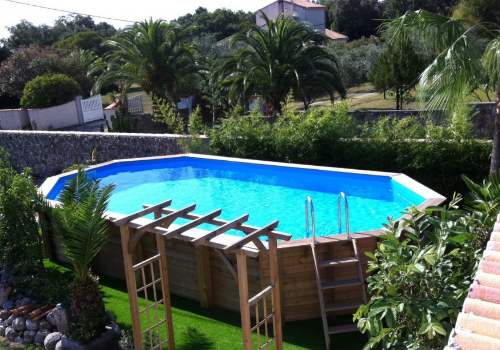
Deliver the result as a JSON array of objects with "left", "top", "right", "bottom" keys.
[{"left": 53, "top": 167, "right": 115, "bottom": 344}]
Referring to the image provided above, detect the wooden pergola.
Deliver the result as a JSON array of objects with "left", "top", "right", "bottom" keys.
[{"left": 111, "top": 199, "right": 291, "bottom": 350}]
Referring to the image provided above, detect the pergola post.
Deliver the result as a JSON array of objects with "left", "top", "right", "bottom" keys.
[
  {"left": 237, "top": 250, "right": 253, "bottom": 350},
  {"left": 269, "top": 236, "right": 283, "bottom": 349}
]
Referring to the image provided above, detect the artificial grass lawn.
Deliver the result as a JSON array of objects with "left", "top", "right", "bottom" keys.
[{"left": 43, "top": 260, "right": 366, "bottom": 350}]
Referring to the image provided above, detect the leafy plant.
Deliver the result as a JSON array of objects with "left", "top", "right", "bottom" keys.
[
  {"left": 354, "top": 175, "right": 497, "bottom": 349},
  {"left": 52, "top": 167, "right": 115, "bottom": 343},
  {"left": 105, "top": 111, "right": 138, "bottom": 133},
  {"left": 20, "top": 73, "right": 82, "bottom": 109}
]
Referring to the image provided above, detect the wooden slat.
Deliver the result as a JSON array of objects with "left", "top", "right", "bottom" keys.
[
  {"left": 192, "top": 214, "right": 249, "bottom": 246},
  {"left": 311, "top": 242, "right": 330, "bottom": 350},
  {"left": 328, "top": 324, "right": 359, "bottom": 334},
  {"left": 237, "top": 250, "right": 253, "bottom": 350},
  {"left": 318, "top": 257, "right": 358, "bottom": 268},
  {"left": 248, "top": 285, "right": 274, "bottom": 306},
  {"left": 214, "top": 249, "right": 239, "bottom": 282},
  {"left": 223, "top": 221, "right": 279, "bottom": 254},
  {"left": 128, "top": 204, "right": 197, "bottom": 252},
  {"left": 195, "top": 246, "right": 214, "bottom": 309},
  {"left": 322, "top": 279, "right": 363, "bottom": 290},
  {"left": 144, "top": 204, "right": 292, "bottom": 241},
  {"left": 112, "top": 199, "right": 172, "bottom": 226},
  {"left": 162, "top": 209, "right": 222, "bottom": 238},
  {"left": 353, "top": 239, "right": 369, "bottom": 305},
  {"left": 325, "top": 301, "right": 363, "bottom": 312}
]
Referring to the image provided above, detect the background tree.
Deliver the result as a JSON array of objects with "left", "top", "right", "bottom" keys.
[
  {"left": 369, "top": 38, "right": 425, "bottom": 109},
  {"left": 93, "top": 19, "right": 197, "bottom": 105},
  {"left": 21, "top": 73, "right": 83, "bottom": 109},
  {"left": 223, "top": 12, "right": 346, "bottom": 113},
  {"left": 325, "top": 0, "right": 381, "bottom": 40},
  {"left": 384, "top": 10, "right": 500, "bottom": 171},
  {"left": 55, "top": 31, "right": 106, "bottom": 55},
  {"left": 453, "top": 0, "right": 500, "bottom": 25},
  {"left": 383, "top": 0, "right": 459, "bottom": 18}
]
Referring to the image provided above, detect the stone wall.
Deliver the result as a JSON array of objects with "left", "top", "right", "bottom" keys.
[
  {"left": 347, "top": 102, "right": 496, "bottom": 139},
  {"left": 0, "top": 131, "right": 186, "bottom": 179}
]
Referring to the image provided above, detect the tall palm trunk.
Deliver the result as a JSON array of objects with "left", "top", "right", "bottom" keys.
[{"left": 490, "top": 85, "right": 500, "bottom": 173}]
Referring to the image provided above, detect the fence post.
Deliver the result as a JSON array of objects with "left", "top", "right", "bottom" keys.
[{"left": 74, "top": 95, "right": 84, "bottom": 125}]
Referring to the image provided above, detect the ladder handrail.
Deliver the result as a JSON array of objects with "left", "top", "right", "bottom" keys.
[
  {"left": 338, "top": 192, "right": 350, "bottom": 239},
  {"left": 305, "top": 196, "right": 317, "bottom": 243}
]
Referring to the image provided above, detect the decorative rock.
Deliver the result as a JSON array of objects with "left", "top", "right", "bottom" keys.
[
  {"left": 18, "top": 330, "right": 23, "bottom": 337},
  {"left": 0, "top": 286, "right": 12, "bottom": 305},
  {"left": 106, "top": 310, "right": 116, "bottom": 322},
  {"left": 61, "top": 328, "right": 119, "bottom": 350},
  {"left": 110, "top": 321, "right": 120, "bottom": 335},
  {"left": 12, "top": 317, "right": 26, "bottom": 331},
  {"left": 24, "top": 330, "right": 37, "bottom": 343},
  {"left": 44, "top": 332, "right": 62, "bottom": 350},
  {"left": 3, "top": 300, "right": 14, "bottom": 310},
  {"left": 55, "top": 340, "right": 63, "bottom": 350},
  {"left": 53, "top": 304, "right": 70, "bottom": 335},
  {"left": 35, "top": 329, "right": 51, "bottom": 346},
  {"left": 16, "top": 297, "right": 32, "bottom": 308},
  {"left": 0, "top": 325, "right": 5, "bottom": 337},
  {"left": 14, "top": 336, "right": 24, "bottom": 343},
  {"left": 39, "top": 319, "right": 52, "bottom": 330},
  {"left": 26, "top": 319, "right": 39, "bottom": 331},
  {"left": 4, "top": 315, "right": 14, "bottom": 326},
  {"left": 46, "top": 310, "right": 57, "bottom": 326},
  {"left": 0, "top": 309, "right": 9, "bottom": 321},
  {"left": 5, "top": 326, "right": 17, "bottom": 341}
]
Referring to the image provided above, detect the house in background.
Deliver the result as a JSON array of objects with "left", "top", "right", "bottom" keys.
[{"left": 255, "top": 0, "right": 349, "bottom": 43}]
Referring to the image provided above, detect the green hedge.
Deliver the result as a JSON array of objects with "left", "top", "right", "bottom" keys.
[
  {"left": 208, "top": 103, "right": 491, "bottom": 199},
  {"left": 21, "top": 73, "right": 82, "bottom": 109}
]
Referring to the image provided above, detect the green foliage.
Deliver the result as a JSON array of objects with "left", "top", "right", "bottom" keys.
[
  {"left": 52, "top": 168, "right": 115, "bottom": 284},
  {"left": 208, "top": 104, "right": 490, "bottom": 199},
  {"left": 354, "top": 173, "right": 500, "bottom": 349},
  {"left": 55, "top": 31, "right": 105, "bottom": 55},
  {"left": 67, "top": 303, "right": 109, "bottom": 345},
  {"left": 453, "top": 0, "right": 500, "bottom": 24},
  {"left": 20, "top": 73, "right": 82, "bottom": 109},
  {"left": 0, "top": 148, "right": 45, "bottom": 281},
  {"left": 325, "top": 0, "right": 381, "bottom": 40},
  {"left": 152, "top": 97, "right": 186, "bottom": 134},
  {"left": 382, "top": 0, "right": 458, "bottom": 18},
  {"left": 369, "top": 38, "right": 426, "bottom": 109},
  {"left": 105, "top": 111, "right": 138, "bottom": 133},
  {"left": 222, "top": 12, "right": 346, "bottom": 113}
]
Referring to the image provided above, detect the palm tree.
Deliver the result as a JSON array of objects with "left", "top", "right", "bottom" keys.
[
  {"left": 222, "top": 12, "right": 346, "bottom": 113},
  {"left": 93, "top": 18, "right": 197, "bottom": 105},
  {"left": 383, "top": 10, "right": 500, "bottom": 172},
  {"left": 53, "top": 168, "right": 115, "bottom": 333}
]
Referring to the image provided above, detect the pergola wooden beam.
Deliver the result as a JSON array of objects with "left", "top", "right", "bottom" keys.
[
  {"left": 162, "top": 209, "right": 223, "bottom": 239},
  {"left": 223, "top": 221, "right": 279, "bottom": 254},
  {"left": 112, "top": 199, "right": 172, "bottom": 226},
  {"left": 192, "top": 214, "right": 249, "bottom": 246}
]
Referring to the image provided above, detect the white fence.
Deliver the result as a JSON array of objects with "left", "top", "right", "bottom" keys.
[
  {"left": 28, "top": 101, "right": 80, "bottom": 130},
  {"left": 0, "top": 109, "right": 30, "bottom": 130},
  {"left": 127, "top": 94, "right": 143, "bottom": 114},
  {"left": 81, "top": 95, "right": 104, "bottom": 123}
]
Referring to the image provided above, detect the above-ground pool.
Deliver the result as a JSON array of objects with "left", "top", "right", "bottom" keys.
[{"left": 42, "top": 154, "right": 445, "bottom": 239}]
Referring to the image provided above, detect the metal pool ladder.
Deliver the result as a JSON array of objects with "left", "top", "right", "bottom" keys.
[
  {"left": 338, "top": 192, "right": 350, "bottom": 239},
  {"left": 306, "top": 193, "right": 368, "bottom": 350}
]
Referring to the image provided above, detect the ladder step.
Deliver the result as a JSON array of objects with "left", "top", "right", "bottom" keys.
[
  {"left": 325, "top": 301, "right": 363, "bottom": 312},
  {"left": 318, "top": 257, "right": 358, "bottom": 268},
  {"left": 322, "top": 279, "right": 363, "bottom": 290},
  {"left": 328, "top": 323, "right": 359, "bottom": 334}
]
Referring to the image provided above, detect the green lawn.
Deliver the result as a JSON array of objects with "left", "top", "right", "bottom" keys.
[{"left": 36, "top": 260, "right": 366, "bottom": 350}]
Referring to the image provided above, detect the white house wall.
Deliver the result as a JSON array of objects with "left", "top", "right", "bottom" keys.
[{"left": 256, "top": 2, "right": 326, "bottom": 32}]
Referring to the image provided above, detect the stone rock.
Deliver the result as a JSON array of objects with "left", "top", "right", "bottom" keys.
[
  {"left": 14, "top": 336, "right": 24, "bottom": 343},
  {"left": 106, "top": 310, "right": 115, "bottom": 322},
  {"left": 55, "top": 340, "right": 63, "bottom": 350},
  {"left": 26, "top": 319, "right": 39, "bottom": 331},
  {"left": 0, "top": 309, "right": 9, "bottom": 320},
  {"left": 35, "top": 329, "right": 51, "bottom": 346},
  {"left": 0, "top": 286, "right": 12, "bottom": 306},
  {"left": 53, "top": 304, "right": 70, "bottom": 335},
  {"left": 0, "top": 325, "right": 5, "bottom": 337},
  {"left": 24, "top": 330, "right": 37, "bottom": 343},
  {"left": 61, "top": 328, "right": 119, "bottom": 350},
  {"left": 18, "top": 330, "right": 23, "bottom": 337},
  {"left": 4, "top": 314, "right": 14, "bottom": 326},
  {"left": 3, "top": 300, "right": 14, "bottom": 310},
  {"left": 110, "top": 321, "right": 120, "bottom": 335},
  {"left": 12, "top": 317, "right": 26, "bottom": 331},
  {"left": 5, "top": 326, "right": 17, "bottom": 341},
  {"left": 39, "top": 319, "right": 52, "bottom": 330},
  {"left": 44, "top": 332, "right": 62, "bottom": 350},
  {"left": 16, "top": 297, "right": 32, "bottom": 308},
  {"left": 46, "top": 310, "right": 57, "bottom": 326}
]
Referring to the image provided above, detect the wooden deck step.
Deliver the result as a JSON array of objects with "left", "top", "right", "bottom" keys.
[
  {"left": 318, "top": 257, "right": 358, "bottom": 268},
  {"left": 322, "top": 279, "right": 363, "bottom": 290},
  {"left": 325, "top": 301, "right": 363, "bottom": 312},
  {"left": 328, "top": 324, "right": 359, "bottom": 334}
]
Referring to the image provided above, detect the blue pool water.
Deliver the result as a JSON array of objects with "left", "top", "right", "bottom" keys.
[{"left": 46, "top": 157, "right": 426, "bottom": 239}]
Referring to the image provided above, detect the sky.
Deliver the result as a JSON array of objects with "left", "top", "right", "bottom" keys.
[{"left": 0, "top": 0, "right": 274, "bottom": 40}]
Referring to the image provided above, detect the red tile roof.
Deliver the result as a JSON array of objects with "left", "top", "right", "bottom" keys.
[
  {"left": 325, "top": 29, "right": 348, "bottom": 41},
  {"left": 445, "top": 214, "right": 500, "bottom": 350},
  {"left": 283, "top": 0, "right": 324, "bottom": 8}
]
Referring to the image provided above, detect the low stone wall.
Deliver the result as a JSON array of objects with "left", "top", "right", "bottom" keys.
[
  {"left": 0, "top": 131, "right": 186, "bottom": 178},
  {"left": 0, "top": 109, "right": 30, "bottom": 130},
  {"left": 348, "top": 102, "right": 496, "bottom": 139}
]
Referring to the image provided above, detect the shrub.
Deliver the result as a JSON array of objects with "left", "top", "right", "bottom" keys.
[
  {"left": 354, "top": 173, "right": 500, "bottom": 349},
  {"left": 21, "top": 73, "right": 82, "bottom": 109}
]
